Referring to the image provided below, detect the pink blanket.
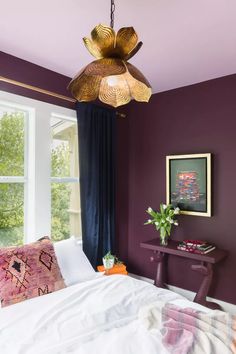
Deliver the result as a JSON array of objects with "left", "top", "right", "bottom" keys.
[{"left": 161, "top": 304, "right": 236, "bottom": 353}]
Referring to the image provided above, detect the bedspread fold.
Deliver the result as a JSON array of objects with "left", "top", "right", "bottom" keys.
[{"left": 139, "top": 301, "right": 236, "bottom": 354}]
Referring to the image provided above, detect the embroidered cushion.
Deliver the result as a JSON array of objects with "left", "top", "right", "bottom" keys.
[{"left": 0, "top": 237, "right": 66, "bottom": 307}]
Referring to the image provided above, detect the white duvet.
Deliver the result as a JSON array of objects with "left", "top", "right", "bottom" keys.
[{"left": 0, "top": 275, "right": 213, "bottom": 354}]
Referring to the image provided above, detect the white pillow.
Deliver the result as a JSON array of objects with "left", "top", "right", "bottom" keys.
[{"left": 53, "top": 236, "right": 96, "bottom": 286}]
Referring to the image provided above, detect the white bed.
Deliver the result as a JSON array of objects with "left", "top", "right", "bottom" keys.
[
  {"left": 1, "top": 273, "right": 235, "bottom": 354},
  {"left": 0, "top": 237, "right": 235, "bottom": 354}
]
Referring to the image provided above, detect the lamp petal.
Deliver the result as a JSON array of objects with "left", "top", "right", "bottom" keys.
[
  {"left": 68, "top": 66, "right": 87, "bottom": 84},
  {"left": 125, "top": 41, "right": 143, "bottom": 60},
  {"left": 68, "top": 73, "right": 101, "bottom": 101},
  {"left": 99, "top": 74, "right": 131, "bottom": 107},
  {"left": 83, "top": 37, "right": 103, "bottom": 59},
  {"left": 126, "top": 62, "right": 152, "bottom": 87},
  {"left": 124, "top": 72, "right": 152, "bottom": 102},
  {"left": 116, "top": 27, "right": 138, "bottom": 57},
  {"left": 90, "top": 24, "right": 116, "bottom": 58},
  {"left": 84, "top": 59, "right": 126, "bottom": 77}
]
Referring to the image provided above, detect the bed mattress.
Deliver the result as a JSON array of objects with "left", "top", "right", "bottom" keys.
[{"left": 0, "top": 275, "right": 234, "bottom": 354}]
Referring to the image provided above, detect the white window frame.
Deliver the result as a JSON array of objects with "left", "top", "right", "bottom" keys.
[
  {"left": 0, "top": 90, "right": 77, "bottom": 244},
  {"left": 0, "top": 100, "right": 33, "bottom": 244},
  {"left": 51, "top": 112, "right": 79, "bottom": 183},
  {"left": 51, "top": 111, "right": 79, "bottom": 186},
  {"left": 50, "top": 113, "right": 81, "bottom": 240}
]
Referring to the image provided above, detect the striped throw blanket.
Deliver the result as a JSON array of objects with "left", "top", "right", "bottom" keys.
[{"left": 139, "top": 301, "right": 236, "bottom": 353}]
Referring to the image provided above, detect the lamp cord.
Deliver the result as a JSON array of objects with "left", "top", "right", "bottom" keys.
[{"left": 110, "top": 0, "right": 115, "bottom": 28}]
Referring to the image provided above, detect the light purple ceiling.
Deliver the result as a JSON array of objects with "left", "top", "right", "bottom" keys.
[{"left": 1, "top": 0, "right": 236, "bottom": 93}]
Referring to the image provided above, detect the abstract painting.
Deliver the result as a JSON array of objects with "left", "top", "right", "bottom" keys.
[{"left": 166, "top": 154, "right": 211, "bottom": 217}]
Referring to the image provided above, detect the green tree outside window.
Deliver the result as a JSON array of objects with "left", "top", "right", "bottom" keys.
[{"left": 0, "top": 112, "right": 72, "bottom": 246}]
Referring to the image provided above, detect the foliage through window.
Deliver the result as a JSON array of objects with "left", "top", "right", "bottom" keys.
[
  {"left": 51, "top": 117, "right": 81, "bottom": 242},
  {"left": 0, "top": 110, "right": 25, "bottom": 246}
]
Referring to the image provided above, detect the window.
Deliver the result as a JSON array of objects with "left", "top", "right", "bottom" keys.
[
  {"left": 51, "top": 115, "right": 81, "bottom": 242},
  {"left": 0, "top": 105, "right": 27, "bottom": 246},
  {"left": 0, "top": 91, "right": 81, "bottom": 247}
]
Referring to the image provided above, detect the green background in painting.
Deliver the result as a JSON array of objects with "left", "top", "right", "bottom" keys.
[{"left": 170, "top": 158, "right": 206, "bottom": 193}]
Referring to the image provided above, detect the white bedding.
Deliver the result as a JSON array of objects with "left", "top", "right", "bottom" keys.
[{"left": 0, "top": 275, "right": 220, "bottom": 354}]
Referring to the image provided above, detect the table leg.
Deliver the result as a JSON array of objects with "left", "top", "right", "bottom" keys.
[
  {"left": 191, "top": 262, "right": 221, "bottom": 310},
  {"left": 150, "top": 251, "right": 166, "bottom": 288}
]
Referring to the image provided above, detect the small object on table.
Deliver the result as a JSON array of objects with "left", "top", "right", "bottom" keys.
[
  {"left": 97, "top": 263, "right": 128, "bottom": 275},
  {"left": 102, "top": 251, "right": 115, "bottom": 274},
  {"left": 140, "top": 238, "right": 227, "bottom": 310},
  {"left": 177, "top": 240, "right": 216, "bottom": 254}
]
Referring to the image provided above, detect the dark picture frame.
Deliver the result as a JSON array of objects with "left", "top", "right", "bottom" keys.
[{"left": 166, "top": 153, "right": 211, "bottom": 217}]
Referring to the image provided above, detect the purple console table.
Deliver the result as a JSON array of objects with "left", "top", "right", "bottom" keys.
[{"left": 140, "top": 238, "right": 227, "bottom": 310}]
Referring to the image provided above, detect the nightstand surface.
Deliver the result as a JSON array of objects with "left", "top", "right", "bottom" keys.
[
  {"left": 140, "top": 239, "right": 227, "bottom": 264},
  {"left": 140, "top": 238, "right": 227, "bottom": 310}
]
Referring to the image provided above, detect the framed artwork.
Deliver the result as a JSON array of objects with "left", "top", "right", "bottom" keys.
[{"left": 166, "top": 153, "right": 211, "bottom": 217}]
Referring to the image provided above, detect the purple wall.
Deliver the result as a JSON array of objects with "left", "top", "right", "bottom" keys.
[
  {"left": 1, "top": 51, "right": 236, "bottom": 304},
  {"left": 0, "top": 51, "right": 74, "bottom": 109},
  {"left": 117, "top": 74, "right": 236, "bottom": 304}
]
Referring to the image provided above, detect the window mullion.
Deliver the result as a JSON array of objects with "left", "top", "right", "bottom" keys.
[
  {"left": 51, "top": 177, "right": 79, "bottom": 183},
  {"left": 24, "top": 108, "right": 36, "bottom": 243},
  {"left": 0, "top": 176, "right": 26, "bottom": 183}
]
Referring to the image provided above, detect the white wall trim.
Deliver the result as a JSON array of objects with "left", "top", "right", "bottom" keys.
[{"left": 129, "top": 273, "right": 236, "bottom": 315}]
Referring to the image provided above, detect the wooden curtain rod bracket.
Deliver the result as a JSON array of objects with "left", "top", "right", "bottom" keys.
[
  {"left": 0, "top": 75, "right": 126, "bottom": 118},
  {"left": 116, "top": 112, "right": 126, "bottom": 118}
]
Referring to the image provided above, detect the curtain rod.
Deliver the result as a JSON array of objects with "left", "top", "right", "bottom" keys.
[{"left": 0, "top": 75, "right": 126, "bottom": 118}]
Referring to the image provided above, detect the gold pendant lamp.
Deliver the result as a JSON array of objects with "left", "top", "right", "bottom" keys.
[{"left": 68, "top": 0, "right": 152, "bottom": 108}]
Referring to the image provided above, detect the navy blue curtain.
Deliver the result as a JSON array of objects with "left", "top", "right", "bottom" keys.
[{"left": 76, "top": 102, "right": 116, "bottom": 269}]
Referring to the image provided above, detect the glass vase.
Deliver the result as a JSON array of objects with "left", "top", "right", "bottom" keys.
[
  {"left": 160, "top": 227, "right": 168, "bottom": 246},
  {"left": 102, "top": 257, "right": 115, "bottom": 275}
]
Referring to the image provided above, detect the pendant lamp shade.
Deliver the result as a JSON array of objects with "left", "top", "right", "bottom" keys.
[{"left": 68, "top": 25, "right": 152, "bottom": 108}]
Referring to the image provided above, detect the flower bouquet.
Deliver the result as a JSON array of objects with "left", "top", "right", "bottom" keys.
[{"left": 144, "top": 203, "right": 180, "bottom": 245}]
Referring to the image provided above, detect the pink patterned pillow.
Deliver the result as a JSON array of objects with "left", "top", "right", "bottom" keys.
[{"left": 0, "top": 237, "right": 66, "bottom": 307}]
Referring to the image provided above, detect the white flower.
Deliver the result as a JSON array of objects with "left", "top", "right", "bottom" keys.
[
  {"left": 145, "top": 204, "right": 180, "bottom": 231},
  {"left": 166, "top": 216, "right": 174, "bottom": 224},
  {"left": 174, "top": 207, "right": 180, "bottom": 215}
]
